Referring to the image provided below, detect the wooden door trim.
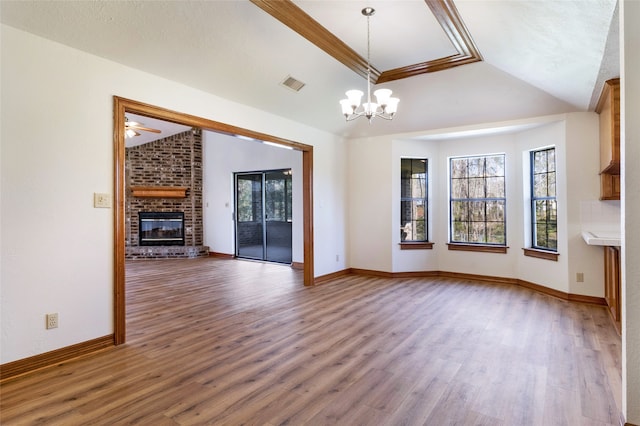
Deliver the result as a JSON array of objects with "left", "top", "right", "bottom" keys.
[{"left": 113, "top": 96, "right": 315, "bottom": 345}]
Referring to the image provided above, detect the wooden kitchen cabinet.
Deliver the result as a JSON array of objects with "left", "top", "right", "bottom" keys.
[
  {"left": 604, "top": 245, "right": 621, "bottom": 334},
  {"left": 596, "top": 78, "right": 620, "bottom": 200},
  {"left": 600, "top": 173, "right": 620, "bottom": 201}
]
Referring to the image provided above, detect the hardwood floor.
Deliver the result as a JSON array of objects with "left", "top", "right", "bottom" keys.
[{"left": 1, "top": 258, "right": 622, "bottom": 425}]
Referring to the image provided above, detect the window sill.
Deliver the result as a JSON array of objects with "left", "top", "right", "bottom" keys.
[
  {"left": 447, "top": 243, "right": 508, "bottom": 254},
  {"left": 399, "top": 241, "right": 434, "bottom": 250},
  {"left": 523, "top": 248, "right": 559, "bottom": 261}
]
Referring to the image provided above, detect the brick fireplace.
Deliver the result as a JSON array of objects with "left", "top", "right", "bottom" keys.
[{"left": 125, "top": 128, "right": 209, "bottom": 259}]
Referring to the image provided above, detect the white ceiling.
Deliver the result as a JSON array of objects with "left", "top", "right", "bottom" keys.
[
  {"left": 0, "top": 0, "right": 619, "bottom": 139},
  {"left": 125, "top": 113, "right": 192, "bottom": 148}
]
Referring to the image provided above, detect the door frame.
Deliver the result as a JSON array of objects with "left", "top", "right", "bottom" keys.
[{"left": 113, "top": 96, "right": 314, "bottom": 345}]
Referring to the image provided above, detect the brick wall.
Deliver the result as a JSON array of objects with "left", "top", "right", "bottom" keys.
[{"left": 125, "top": 129, "right": 207, "bottom": 259}]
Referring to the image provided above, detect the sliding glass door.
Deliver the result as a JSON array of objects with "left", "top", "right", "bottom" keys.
[{"left": 235, "top": 170, "right": 292, "bottom": 264}]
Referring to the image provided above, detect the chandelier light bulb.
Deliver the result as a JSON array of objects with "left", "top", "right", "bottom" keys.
[
  {"left": 384, "top": 97, "right": 400, "bottom": 115},
  {"left": 340, "top": 99, "right": 354, "bottom": 116},
  {"left": 373, "top": 88, "right": 392, "bottom": 106},
  {"left": 346, "top": 89, "right": 363, "bottom": 108}
]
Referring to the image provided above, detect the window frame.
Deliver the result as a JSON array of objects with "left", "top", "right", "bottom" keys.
[
  {"left": 529, "top": 146, "right": 558, "bottom": 253},
  {"left": 448, "top": 153, "right": 507, "bottom": 248},
  {"left": 400, "top": 157, "right": 431, "bottom": 248}
]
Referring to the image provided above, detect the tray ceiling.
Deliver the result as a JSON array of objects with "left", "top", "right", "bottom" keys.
[{"left": 0, "top": 0, "right": 619, "bottom": 138}]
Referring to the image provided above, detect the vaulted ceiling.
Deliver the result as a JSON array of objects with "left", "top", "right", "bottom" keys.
[{"left": 1, "top": 0, "right": 619, "bottom": 138}]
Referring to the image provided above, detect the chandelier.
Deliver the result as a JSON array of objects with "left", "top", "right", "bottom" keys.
[{"left": 340, "top": 7, "right": 399, "bottom": 123}]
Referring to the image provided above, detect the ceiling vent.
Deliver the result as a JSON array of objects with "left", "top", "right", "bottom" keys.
[{"left": 280, "top": 75, "right": 306, "bottom": 92}]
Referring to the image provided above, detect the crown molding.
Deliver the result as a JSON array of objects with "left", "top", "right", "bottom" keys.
[{"left": 250, "top": 0, "right": 482, "bottom": 83}]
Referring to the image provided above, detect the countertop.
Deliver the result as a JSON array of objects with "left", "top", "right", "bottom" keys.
[{"left": 581, "top": 230, "right": 621, "bottom": 246}]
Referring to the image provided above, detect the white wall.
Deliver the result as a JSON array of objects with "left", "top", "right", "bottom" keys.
[
  {"left": 0, "top": 25, "right": 347, "bottom": 364},
  {"left": 202, "top": 132, "right": 303, "bottom": 262},
  {"left": 348, "top": 113, "right": 617, "bottom": 296},
  {"left": 621, "top": 0, "right": 640, "bottom": 422},
  {"left": 564, "top": 113, "right": 620, "bottom": 297},
  {"left": 347, "top": 136, "right": 393, "bottom": 272},
  {"left": 391, "top": 139, "right": 440, "bottom": 272},
  {"left": 515, "top": 121, "right": 569, "bottom": 291},
  {"left": 312, "top": 130, "right": 349, "bottom": 276}
]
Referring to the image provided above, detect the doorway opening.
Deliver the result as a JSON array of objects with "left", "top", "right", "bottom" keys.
[
  {"left": 235, "top": 169, "right": 293, "bottom": 264},
  {"left": 113, "top": 96, "right": 314, "bottom": 345}
]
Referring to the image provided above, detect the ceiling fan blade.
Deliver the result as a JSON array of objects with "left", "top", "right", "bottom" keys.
[
  {"left": 125, "top": 122, "right": 162, "bottom": 133},
  {"left": 125, "top": 128, "right": 141, "bottom": 138},
  {"left": 130, "top": 125, "right": 161, "bottom": 134}
]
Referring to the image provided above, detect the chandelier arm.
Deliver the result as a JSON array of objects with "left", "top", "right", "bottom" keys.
[
  {"left": 373, "top": 113, "right": 394, "bottom": 121},
  {"left": 345, "top": 112, "right": 365, "bottom": 122}
]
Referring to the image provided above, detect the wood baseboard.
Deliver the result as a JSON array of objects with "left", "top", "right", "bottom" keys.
[
  {"left": 518, "top": 280, "right": 605, "bottom": 305},
  {"left": 349, "top": 268, "right": 440, "bottom": 279},
  {"left": 342, "top": 268, "right": 606, "bottom": 306},
  {"left": 1, "top": 335, "right": 114, "bottom": 383},
  {"left": 439, "top": 271, "right": 518, "bottom": 285},
  {"left": 313, "top": 268, "right": 351, "bottom": 284},
  {"left": 517, "top": 278, "right": 571, "bottom": 300},
  {"left": 208, "top": 251, "right": 234, "bottom": 259},
  {"left": 347, "top": 268, "right": 395, "bottom": 278},
  {"left": 291, "top": 262, "right": 304, "bottom": 270},
  {"left": 567, "top": 293, "right": 607, "bottom": 306}
]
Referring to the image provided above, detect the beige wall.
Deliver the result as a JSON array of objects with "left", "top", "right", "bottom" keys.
[{"left": 621, "top": 1, "right": 640, "bottom": 423}]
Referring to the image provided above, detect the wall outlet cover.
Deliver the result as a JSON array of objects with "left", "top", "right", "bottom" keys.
[{"left": 46, "top": 313, "right": 58, "bottom": 329}]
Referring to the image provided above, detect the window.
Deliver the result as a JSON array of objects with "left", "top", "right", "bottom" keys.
[
  {"left": 400, "top": 158, "right": 428, "bottom": 242},
  {"left": 531, "top": 147, "right": 557, "bottom": 251},
  {"left": 449, "top": 154, "right": 506, "bottom": 245}
]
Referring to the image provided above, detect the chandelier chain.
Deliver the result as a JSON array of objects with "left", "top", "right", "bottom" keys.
[{"left": 366, "top": 11, "right": 372, "bottom": 106}]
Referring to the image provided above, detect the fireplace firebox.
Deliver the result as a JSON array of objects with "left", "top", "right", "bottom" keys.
[{"left": 139, "top": 212, "right": 185, "bottom": 246}]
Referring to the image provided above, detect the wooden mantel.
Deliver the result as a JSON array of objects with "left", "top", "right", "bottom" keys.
[{"left": 130, "top": 186, "right": 188, "bottom": 198}]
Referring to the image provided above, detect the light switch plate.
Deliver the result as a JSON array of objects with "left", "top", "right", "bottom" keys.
[{"left": 94, "top": 193, "right": 112, "bottom": 208}]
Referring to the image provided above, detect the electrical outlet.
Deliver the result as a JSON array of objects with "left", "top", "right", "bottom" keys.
[
  {"left": 93, "top": 193, "right": 111, "bottom": 208},
  {"left": 46, "top": 313, "right": 58, "bottom": 329},
  {"left": 576, "top": 272, "right": 584, "bottom": 283}
]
